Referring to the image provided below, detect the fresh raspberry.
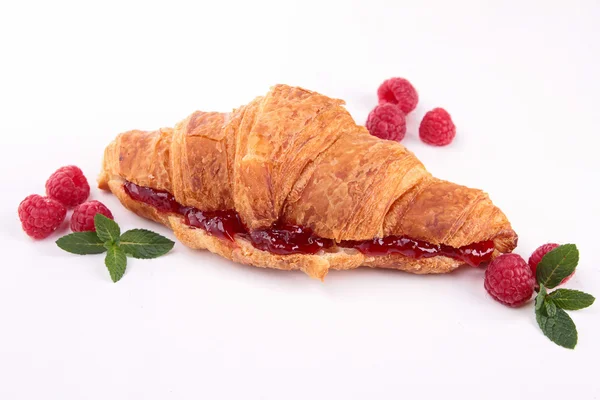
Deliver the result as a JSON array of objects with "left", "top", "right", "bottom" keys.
[
  {"left": 529, "top": 243, "right": 574, "bottom": 285},
  {"left": 419, "top": 108, "right": 456, "bottom": 146},
  {"left": 18, "top": 194, "right": 67, "bottom": 239},
  {"left": 366, "top": 103, "right": 407, "bottom": 141},
  {"left": 484, "top": 254, "right": 535, "bottom": 307},
  {"left": 45, "top": 165, "right": 90, "bottom": 207},
  {"left": 377, "top": 78, "right": 419, "bottom": 114},
  {"left": 71, "top": 200, "right": 114, "bottom": 232}
]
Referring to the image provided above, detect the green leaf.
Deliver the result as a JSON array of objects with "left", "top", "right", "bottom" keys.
[
  {"left": 94, "top": 214, "right": 121, "bottom": 244},
  {"left": 535, "top": 284, "right": 547, "bottom": 311},
  {"left": 105, "top": 245, "right": 127, "bottom": 283},
  {"left": 536, "top": 307, "right": 578, "bottom": 349},
  {"left": 119, "top": 229, "right": 175, "bottom": 259},
  {"left": 56, "top": 231, "right": 107, "bottom": 255},
  {"left": 544, "top": 299, "right": 557, "bottom": 317},
  {"left": 547, "top": 289, "right": 595, "bottom": 310},
  {"left": 536, "top": 244, "right": 579, "bottom": 289}
]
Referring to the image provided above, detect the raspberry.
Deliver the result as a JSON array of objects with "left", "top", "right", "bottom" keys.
[
  {"left": 529, "top": 243, "right": 573, "bottom": 285},
  {"left": 484, "top": 254, "right": 535, "bottom": 307},
  {"left": 377, "top": 78, "right": 419, "bottom": 114},
  {"left": 45, "top": 165, "right": 90, "bottom": 207},
  {"left": 71, "top": 200, "right": 114, "bottom": 232},
  {"left": 419, "top": 108, "right": 456, "bottom": 146},
  {"left": 18, "top": 194, "right": 67, "bottom": 239},
  {"left": 365, "top": 103, "right": 407, "bottom": 141}
]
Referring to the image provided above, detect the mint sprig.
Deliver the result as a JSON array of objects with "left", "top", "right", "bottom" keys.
[
  {"left": 105, "top": 245, "right": 127, "bottom": 283},
  {"left": 543, "top": 298, "right": 557, "bottom": 317},
  {"left": 95, "top": 214, "right": 121, "bottom": 244},
  {"left": 536, "top": 307, "right": 577, "bottom": 349},
  {"left": 534, "top": 284, "right": 547, "bottom": 311},
  {"left": 547, "top": 289, "right": 595, "bottom": 310},
  {"left": 56, "top": 214, "right": 175, "bottom": 283},
  {"left": 536, "top": 244, "right": 579, "bottom": 289},
  {"left": 57, "top": 231, "right": 107, "bottom": 255},
  {"left": 119, "top": 229, "right": 175, "bottom": 259},
  {"left": 533, "top": 244, "right": 594, "bottom": 349}
]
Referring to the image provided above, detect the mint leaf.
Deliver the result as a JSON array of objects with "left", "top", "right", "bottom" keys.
[
  {"left": 536, "top": 244, "right": 579, "bottom": 289},
  {"left": 105, "top": 245, "right": 127, "bottom": 283},
  {"left": 95, "top": 214, "right": 120, "bottom": 244},
  {"left": 56, "top": 232, "right": 107, "bottom": 255},
  {"left": 119, "top": 229, "right": 175, "bottom": 259},
  {"left": 547, "top": 289, "right": 595, "bottom": 310},
  {"left": 536, "top": 307, "right": 577, "bottom": 349},
  {"left": 544, "top": 299, "right": 557, "bottom": 317},
  {"left": 535, "top": 284, "right": 547, "bottom": 311}
]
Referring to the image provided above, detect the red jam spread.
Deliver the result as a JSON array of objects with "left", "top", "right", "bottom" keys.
[
  {"left": 124, "top": 182, "right": 186, "bottom": 214},
  {"left": 185, "top": 209, "right": 246, "bottom": 242},
  {"left": 340, "top": 237, "right": 495, "bottom": 267},
  {"left": 123, "top": 182, "right": 495, "bottom": 265},
  {"left": 246, "top": 222, "right": 334, "bottom": 255}
]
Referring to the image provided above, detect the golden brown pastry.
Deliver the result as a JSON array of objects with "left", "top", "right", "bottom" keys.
[{"left": 98, "top": 84, "right": 517, "bottom": 280}]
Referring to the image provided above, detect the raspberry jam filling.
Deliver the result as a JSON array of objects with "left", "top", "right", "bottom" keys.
[
  {"left": 340, "top": 237, "right": 495, "bottom": 267},
  {"left": 186, "top": 212, "right": 333, "bottom": 255},
  {"left": 185, "top": 209, "right": 246, "bottom": 242},
  {"left": 124, "top": 182, "right": 187, "bottom": 214},
  {"left": 244, "top": 222, "right": 335, "bottom": 255},
  {"left": 123, "top": 181, "right": 495, "bottom": 265}
]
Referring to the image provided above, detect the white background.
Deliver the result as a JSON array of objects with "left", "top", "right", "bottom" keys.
[{"left": 1, "top": 1, "right": 599, "bottom": 399}]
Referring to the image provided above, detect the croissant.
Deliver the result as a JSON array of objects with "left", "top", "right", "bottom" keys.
[{"left": 98, "top": 84, "right": 517, "bottom": 280}]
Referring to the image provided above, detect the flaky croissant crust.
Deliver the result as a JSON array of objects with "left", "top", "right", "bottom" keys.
[{"left": 99, "top": 84, "right": 517, "bottom": 278}]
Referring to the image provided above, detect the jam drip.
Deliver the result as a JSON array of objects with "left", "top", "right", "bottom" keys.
[
  {"left": 340, "top": 237, "right": 495, "bottom": 267},
  {"left": 123, "top": 181, "right": 496, "bottom": 264}
]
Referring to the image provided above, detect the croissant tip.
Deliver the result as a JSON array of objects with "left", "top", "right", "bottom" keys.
[
  {"left": 97, "top": 171, "right": 109, "bottom": 191},
  {"left": 493, "top": 229, "right": 519, "bottom": 254}
]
